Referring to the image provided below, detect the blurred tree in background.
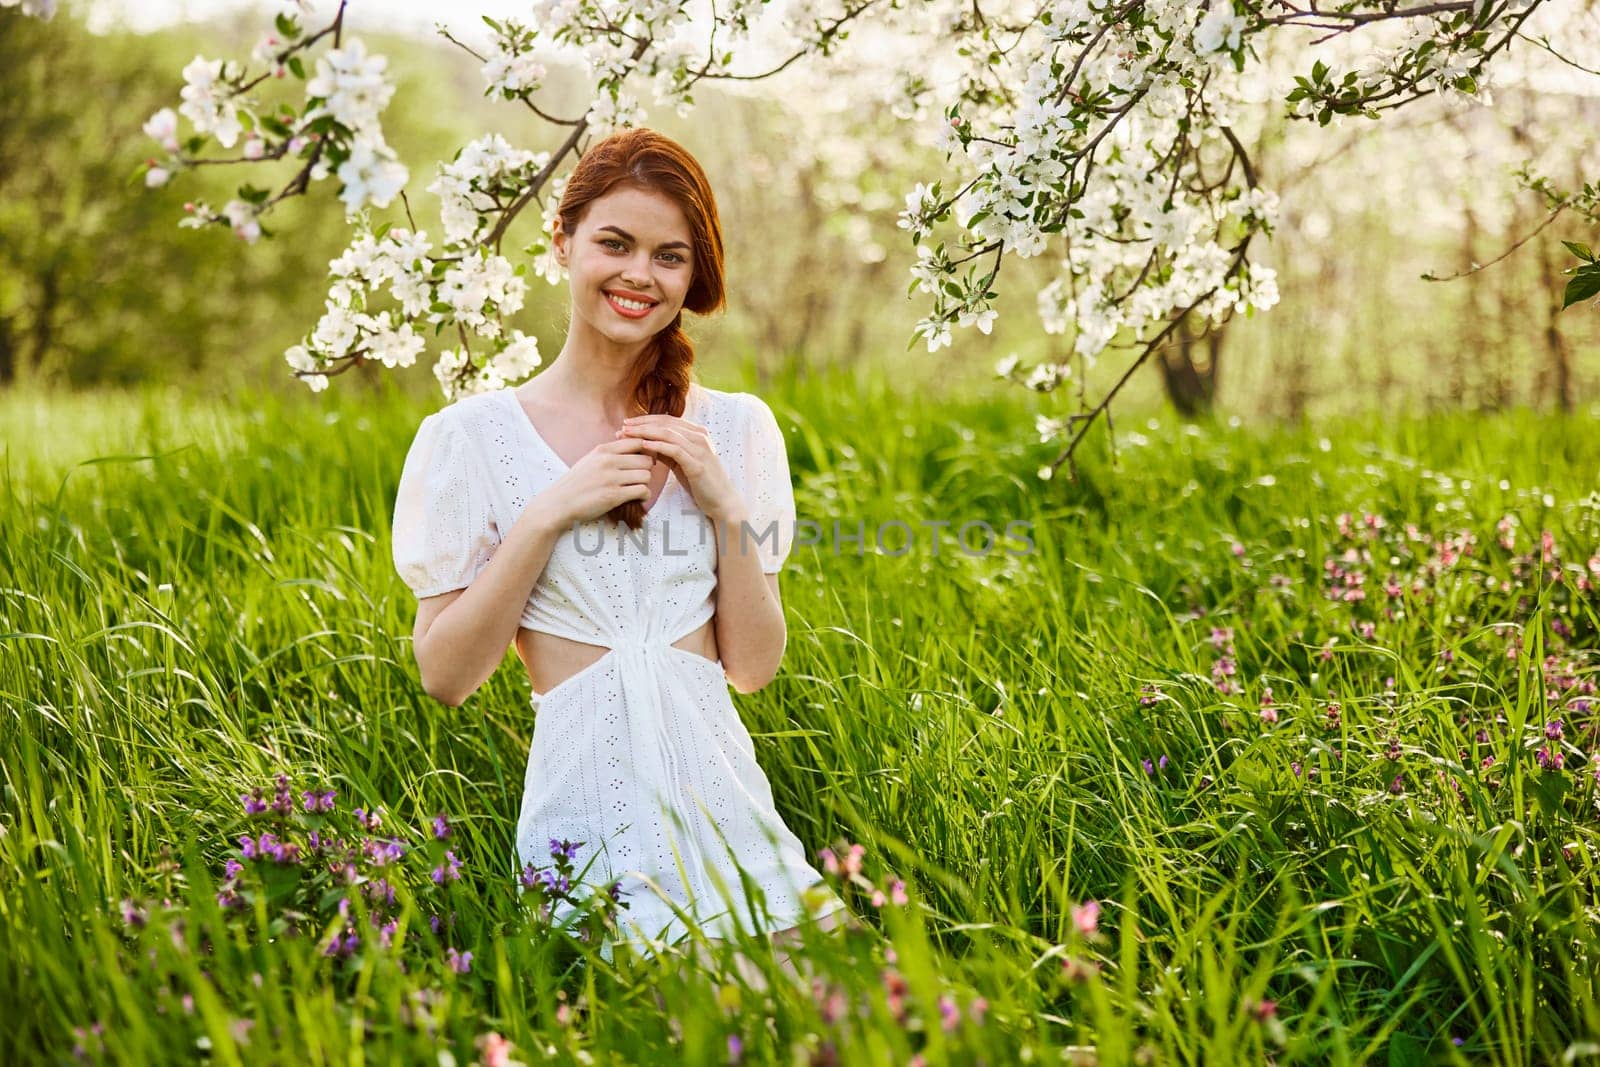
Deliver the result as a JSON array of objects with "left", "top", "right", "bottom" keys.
[{"left": 0, "top": 5, "right": 1595, "bottom": 414}]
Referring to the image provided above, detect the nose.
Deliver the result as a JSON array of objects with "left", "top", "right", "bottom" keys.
[{"left": 620, "top": 259, "right": 652, "bottom": 288}]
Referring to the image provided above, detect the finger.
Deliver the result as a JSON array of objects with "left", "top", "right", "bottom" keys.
[
  {"left": 635, "top": 438, "right": 690, "bottom": 466},
  {"left": 618, "top": 423, "right": 702, "bottom": 446},
  {"left": 621, "top": 415, "right": 707, "bottom": 433}
]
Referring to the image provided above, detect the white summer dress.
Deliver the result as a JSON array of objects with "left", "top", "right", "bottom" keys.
[{"left": 390, "top": 380, "right": 846, "bottom": 958}]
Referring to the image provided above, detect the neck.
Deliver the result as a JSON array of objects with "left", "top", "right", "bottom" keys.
[{"left": 542, "top": 330, "right": 658, "bottom": 422}]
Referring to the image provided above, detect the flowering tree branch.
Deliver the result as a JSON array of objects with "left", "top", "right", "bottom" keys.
[{"left": 7, "top": 0, "right": 1593, "bottom": 470}]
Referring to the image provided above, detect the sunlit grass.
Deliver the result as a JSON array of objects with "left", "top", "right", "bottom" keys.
[{"left": 2, "top": 370, "right": 1598, "bottom": 1064}]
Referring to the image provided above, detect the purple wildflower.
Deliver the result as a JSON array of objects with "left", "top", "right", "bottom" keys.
[
  {"left": 938, "top": 993, "right": 960, "bottom": 1032},
  {"left": 363, "top": 837, "right": 405, "bottom": 866},
  {"left": 324, "top": 927, "right": 360, "bottom": 959},
  {"left": 270, "top": 775, "right": 294, "bottom": 816},
  {"left": 446, "top": 947, "right": 473, "bottom": 974},
  {"left": 120, "top": 899, "right": 146, "bottom": 929},
  {"left": 432, "top": 850, "right": 462, "bottom": 885},
  {"left": 432, "top": 814, "right": 452, "bottom": 840}
]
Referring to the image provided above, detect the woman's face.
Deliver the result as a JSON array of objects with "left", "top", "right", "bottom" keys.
[{"left": 553, "top": 185, "right": 695, "bottom": 346}]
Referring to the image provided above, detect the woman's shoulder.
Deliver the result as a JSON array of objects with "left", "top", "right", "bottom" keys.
[
  {"left": 413, "top": 387, "right": 510, "bottom": 438},
  {"left": 690, "top": 381, "right": 767, "bottom": 431}
]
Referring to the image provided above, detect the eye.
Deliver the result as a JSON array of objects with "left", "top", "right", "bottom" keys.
[
  {"left": 659, "top": 252, "right": 685, "bottom": 264},
  {"left": 601, "top": 237, "right": 626, "bottom": 251}
]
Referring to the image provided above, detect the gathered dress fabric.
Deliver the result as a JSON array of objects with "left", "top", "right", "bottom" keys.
[{"left": 391, "top": 381, "right": 845, "bottom": 958}]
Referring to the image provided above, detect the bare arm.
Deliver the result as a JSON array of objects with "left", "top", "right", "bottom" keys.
[
  {"left": 712, "top": 511, "right": 787, "bottom": 693},
  {"left": 412, "top": 499, "right": 567, "bottom": 707}
]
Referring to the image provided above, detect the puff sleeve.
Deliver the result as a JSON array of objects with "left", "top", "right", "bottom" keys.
[
  {"left": 391, "top": 408, "right": 501, "bottom": 599},
  {"left": 735, "top": 392, "right": 797, "bottom": 573}
]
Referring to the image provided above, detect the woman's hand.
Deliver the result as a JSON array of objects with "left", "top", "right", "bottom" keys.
[
  {"left": 544, "top": 437, "right": 657, "bottom": 525},
  {"left": 615, "top": 414, "right": 745, "bottom": 522}
]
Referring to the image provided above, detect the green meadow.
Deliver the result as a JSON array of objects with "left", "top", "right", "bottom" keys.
[{"left": 2, "top": 371, "right": 1598, "bottom": 1065}]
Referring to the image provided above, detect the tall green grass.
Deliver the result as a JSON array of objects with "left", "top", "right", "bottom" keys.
[{"left": 1, "top": 370, "right": 1597, "bottom": 1065}]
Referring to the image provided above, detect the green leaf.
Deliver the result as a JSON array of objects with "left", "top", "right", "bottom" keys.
[
  {"left": 1561, "top": 240, "right": 1595, "bottom": 263},
  {"left": 1312, "top": 59, "right": 1328, "bottom": 84},
  {"left": 1529, "top": 769, "right": 1571, "bottom": 817},
  {"left": 1561, "top": 262, "right": 1600, "bottom": 310},
  {"left": 1386, "top": 1031, "right": 1427, "bottom": 1067},
  {"left": 287, "top": 55, "right": 306, "bottom": 80},
  {"left": 482, "top": 15, "right": 503, "bottom": 31},
  {"left": 259, "top": 863, "right": 300, "bottom": 907},
  {"left": 274, "top": 12, "right": 299, "bottom": 39}
]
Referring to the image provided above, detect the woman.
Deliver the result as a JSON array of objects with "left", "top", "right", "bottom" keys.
[{"left": 390, "top": 127, "right": 851, "bottom": 973}]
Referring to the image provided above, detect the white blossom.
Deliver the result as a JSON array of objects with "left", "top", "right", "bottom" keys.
[
  {"left": 178, "top": 56, "right": 243, "bottom": 148},
  {"left": 585, "top": 90, "right": 645, "bottom": 139},
  {"left": 143, "top": 108, "right": 180, "bottom": 153},
  {"left": 305, "top": 39, "right": 394, "bottom": 136},
  {"left": 220, "top": 198, "right": 260, "bottom": 243},
  {"left": 368, "top": 321, "right": 425, "bottom": 369},
  {"left": 335, "top": 138, "right": 408, "bottom": 213},
  {"left": 1193, "top": 4, "right": 1246, "bottom": 55},
  {"left": 483, "top": 49, "right": 547, "bottom": 96}
]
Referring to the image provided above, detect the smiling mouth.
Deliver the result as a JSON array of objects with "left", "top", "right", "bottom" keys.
[{"left": 604, "top": 290, "right": 659, "bottom": 317}]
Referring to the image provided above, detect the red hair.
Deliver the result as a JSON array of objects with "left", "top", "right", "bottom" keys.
[{"left": 554, "top": 127, "right": 726, "bottom": 530}]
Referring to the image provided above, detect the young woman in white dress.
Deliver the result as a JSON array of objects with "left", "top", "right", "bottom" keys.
[{"left": 391, "top": 127, "right": 853, "bottom": 977}]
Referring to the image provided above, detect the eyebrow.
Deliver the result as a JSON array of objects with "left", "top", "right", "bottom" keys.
[{"left": 596, "top": 225, "right": 692, "bottom": 251}]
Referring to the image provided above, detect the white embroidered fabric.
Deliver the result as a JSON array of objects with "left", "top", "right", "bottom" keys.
[{"left": 391, "top": 381, "right": 844, "bottom": 957}]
